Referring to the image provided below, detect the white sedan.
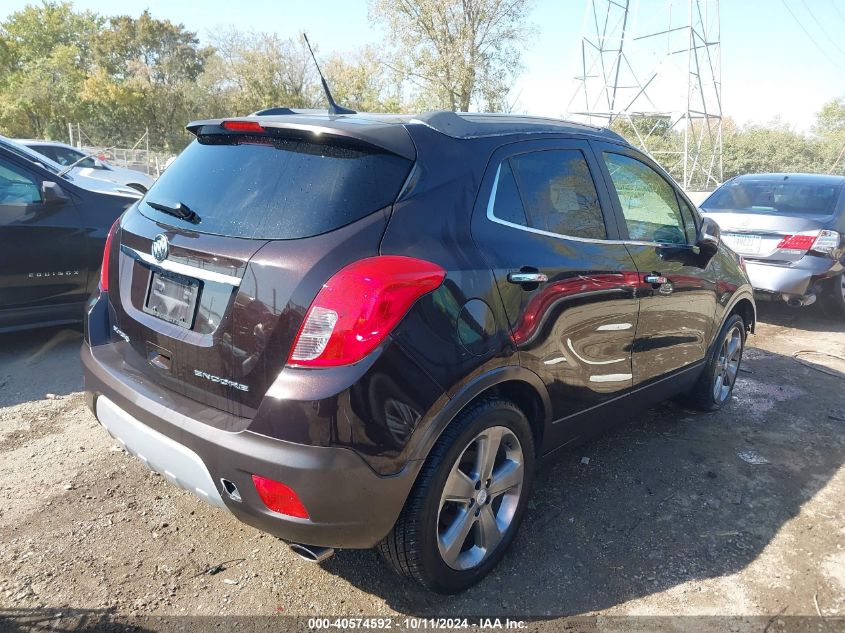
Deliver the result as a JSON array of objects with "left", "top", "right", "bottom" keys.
[{"left": 17, "top": 140, "right": 156, "bottom": 193}]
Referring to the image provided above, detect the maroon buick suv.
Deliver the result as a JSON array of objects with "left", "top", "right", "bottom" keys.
[{"left": 82, "top": 110, "right": 755, "bottom": 593}]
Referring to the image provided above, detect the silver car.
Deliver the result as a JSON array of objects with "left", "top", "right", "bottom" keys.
[
  {"left": 17, "top": 140, "right": 156, "bottom": 193},
  {"left": 700, "top": 173, "right": 845, "bottom": 315}
]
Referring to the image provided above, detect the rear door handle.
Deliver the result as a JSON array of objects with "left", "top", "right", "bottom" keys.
[
  {"left": 508, "top": 272, "right": 548, "bottom": 284},
  {"left": 644, "top": 274, "right": 668, "bottom": 285}
]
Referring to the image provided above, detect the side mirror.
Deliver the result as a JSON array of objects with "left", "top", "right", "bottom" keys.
[
  {"left": 697, "top": 216, "right": 721, "bottom": 255},
  {"left": 41, "top": 181, "right": 69, "bottom": 204},
  {"left": 92, "top": 158, "right": 106, "bottom": 169}
]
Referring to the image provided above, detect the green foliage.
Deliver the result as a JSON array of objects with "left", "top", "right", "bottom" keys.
[
  {"left": 324, "top": 47, "right": 404, "bottom": 113},
  {"left": 722, "top": 121, "right": 828, "bottom": 178},
  {"left": 0, "top": 0, "right": 843, "bottom": 179},
  {"left": 369, "top": 0, "right": 535, "bottom": 112},
  {"left": 0, "top": 1, "right": 100, "bottom": 139},
  {"left": 610, "top": 112, "right": 845, "bottom": 186},
  {"left": 206, "top": 29, "right": 321, "bottom": 116},
  {"left": 81, "top": 10, "right": 214, "bottom": 150}
]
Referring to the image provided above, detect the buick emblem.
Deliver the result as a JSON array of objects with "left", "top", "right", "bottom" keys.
[{"left": 151, "top": 234, "right": 169, "bottom": 262}]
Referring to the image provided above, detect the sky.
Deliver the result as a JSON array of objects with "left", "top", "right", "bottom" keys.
[{"left": 2, "top": 0, "right": 843, "bottom": 131}]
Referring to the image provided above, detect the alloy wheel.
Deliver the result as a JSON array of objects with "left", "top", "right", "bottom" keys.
[
  {"left": 713, "top": 324, "right": 743, "bottom": 403},
  {"left": 437, "top": 426, "right": 524, "bottom": 571}
]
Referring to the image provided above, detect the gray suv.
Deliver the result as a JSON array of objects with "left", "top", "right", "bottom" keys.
[{"left": 700, "top": 173, "right": 845, "bottom": 315}]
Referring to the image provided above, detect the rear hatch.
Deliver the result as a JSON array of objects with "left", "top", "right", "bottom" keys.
[
  {"left": 107, "top": 117, "right": 414, "bottom": 420},
  {"left": 701, "top": 178, "right": 843, "bottom": 264}
]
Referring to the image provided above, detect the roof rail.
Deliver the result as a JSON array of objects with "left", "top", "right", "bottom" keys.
[{"left": 409, "top": 110, "right": 626, "bottom": 142}]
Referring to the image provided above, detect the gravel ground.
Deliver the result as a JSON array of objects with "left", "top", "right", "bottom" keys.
[{"left": 0, "top": 304, "right": 844, "bottom": 629}]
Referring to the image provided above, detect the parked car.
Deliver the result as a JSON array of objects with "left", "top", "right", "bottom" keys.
[
  {"left": 18, "top": 139, "right": 156, "bottom": 193},
  {"left": 0, "top": 136, "right": 141, "bottom": 332},
  {"left": 700, "top": 173, "right": 845, "bottom": 315},
  {"left": 81, "top": 111, "right": 755, "bottom": 593}
]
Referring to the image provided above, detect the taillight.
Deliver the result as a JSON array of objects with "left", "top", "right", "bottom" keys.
[
  {"left": 252, "top": 475, "right": 309, "bottom": 519},
  {"left": 777, "top": 230, "right": 841, "bottom": 257},
  {"left": 221, "top": 120, "right": 264, "bottom": 132},
  {"left": 99, "top": 218, "right": 120, "bottom": 292},
  {"left": 776, "top": 233, "right": 817, "bottom": 252},
  {"left": 288, "top": 256, "right": 446, "bottom": 367},
  {"left": 810, "top": 230, "right": 841, "bottom": 256}
]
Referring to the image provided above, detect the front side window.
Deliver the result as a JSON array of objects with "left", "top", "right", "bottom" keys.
[
  {"left": 0, "top": 158, "right": 40, "bottom": 206},
  {"left": 490, "top": 149, "right": 607, "bottom": 240},
  {"left": 678, "top": 197, "right": 699, "bottom": 244},
  {"left": 602, "top": 152, "right": 688, "bottom": 245}
]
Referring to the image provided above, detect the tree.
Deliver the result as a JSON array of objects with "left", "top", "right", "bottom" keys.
[
  {"left": 82, "top": 10, "right": 213, "bottom": 150},
  {"left": 813, "top": 97, "right": 845, "bottom": 173},
  {"left": 206, "top": 29, "right": 321, "bottom": 115},
  {"left": 721, "top": 120, "right": 826, "bottom": 179},
  {"left": 369, "top": 0, "right": 535, "bottom": 112},
  {"left": 324, "top": 47, "right": 403, "bottom": 113},
  {"left": 0, "top": 1, "right": 101, "bottom": 139}
]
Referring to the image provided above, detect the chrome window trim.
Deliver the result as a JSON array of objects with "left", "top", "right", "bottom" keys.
[
  {"left": 485, "top": 163, "right": 662, "bottom": 247},
  {"left": 121, "top": 245, "right": 242, "bottom": 287}
]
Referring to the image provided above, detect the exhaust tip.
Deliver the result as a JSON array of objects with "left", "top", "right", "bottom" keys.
[
  {"left": 783, "top": 293, "right": 816, "bottom": 308},
  {"left": 289, "top": 543, "right": 334, "bottom": 563}
]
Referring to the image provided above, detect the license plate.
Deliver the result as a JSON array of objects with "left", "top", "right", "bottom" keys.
[
  {"left": 722, "top": 233, "right": 762, "bottom": 255},
  {"left": 143, "top": 271, "right": 200, "bottom": 328}
]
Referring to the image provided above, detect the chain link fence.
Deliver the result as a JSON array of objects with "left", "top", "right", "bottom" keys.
[
  {"left": 77, "top": 145, "right": 175, "bottom": 178},
  {"left": 70, "top": 124, "right": 180, "bottom": 178}
]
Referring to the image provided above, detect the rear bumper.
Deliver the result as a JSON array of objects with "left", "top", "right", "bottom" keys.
[
  {"left": 744, "top": 256, "right": 841, "bottom": 298},
  {"left": 82, "top": 342, "right": 419, "bottom": 549}
]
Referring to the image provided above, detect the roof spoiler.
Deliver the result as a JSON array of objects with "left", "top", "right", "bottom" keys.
[{"left": 185, "top": 116, "right": 416, "bottom": 161}]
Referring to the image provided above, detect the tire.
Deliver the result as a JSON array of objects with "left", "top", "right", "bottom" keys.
[
  {"left": 683, "top": 313, "right": 746, "bottom": 411},
  {"left": 820, "top": 272, "right": 845, "bottom": 318},
  {"left": 378, "top": 398, "right": 535, "bottom": 594}
]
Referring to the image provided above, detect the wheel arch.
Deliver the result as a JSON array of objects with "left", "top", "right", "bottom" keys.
[
  {"left": 410, "top": 366, "right": 551, "bottom": 463},
  {"left": 730, "top": 296, "right": 756, "bottom": 334}
]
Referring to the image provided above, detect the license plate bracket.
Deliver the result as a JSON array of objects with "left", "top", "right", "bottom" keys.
[
  {"left": 143, "top": 270, "right": 200, "bottom": 329},
  {"left": 722, "top": 233, "right": 762, "bottom": 255}
]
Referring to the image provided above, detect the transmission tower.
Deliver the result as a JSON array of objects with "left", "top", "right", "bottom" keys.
[{"left": 568, "top": 0, "right": 723, "bottom": 191}]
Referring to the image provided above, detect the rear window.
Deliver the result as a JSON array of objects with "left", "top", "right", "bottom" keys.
[
  {"left": 703, "top": 180, "right": 843, "bottom": 216},
  {"left": 139, "top": 134, "right": 412, "bottom": 239}
]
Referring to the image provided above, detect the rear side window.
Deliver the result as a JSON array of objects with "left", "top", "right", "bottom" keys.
[
  {"left": 702, "top": 180, "right": 842, "bottom": 216},
  {"left": 489, "top": 149, "right": 607, "bottom": 240},
  {"left": 139, "top": 135, "right": 412, "bottom": 239},
  {"left": 33, "top": 145, "right": 83, "bottom": 167}
]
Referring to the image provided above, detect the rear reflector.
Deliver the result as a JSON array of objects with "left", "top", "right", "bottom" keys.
[
  {"left": 99, "top": 217, "right": 120, "bottom": 292},
  {"left": 288, "top": 256, "right": 446, "bottom": 367},
  {"left": 221, "top": 120, "right": 264, "bottom": 132},
  {"left": 252, "top": 475, "right": 309, "bottom": 519}
]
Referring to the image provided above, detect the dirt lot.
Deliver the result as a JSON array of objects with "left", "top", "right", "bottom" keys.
[{"left": 1, "top": 304, "right": 844, "bottom": 629}]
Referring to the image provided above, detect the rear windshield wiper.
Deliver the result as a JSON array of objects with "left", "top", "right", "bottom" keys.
[{"left": 145, "top": 199, "right": 201, "bottom": 224}]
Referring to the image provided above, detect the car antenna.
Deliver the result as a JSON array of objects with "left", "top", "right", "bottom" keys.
[{"left": 302, "top": 33, "right": 356, "bottom": 116}]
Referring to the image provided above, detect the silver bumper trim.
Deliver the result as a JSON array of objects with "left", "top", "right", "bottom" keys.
[{"left": 96, "top": 396, "right": 226, "bottom": 508}]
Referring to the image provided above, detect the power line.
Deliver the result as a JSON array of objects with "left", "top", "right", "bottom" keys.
[
  {"left": 798, "top": 0, "right": 845, "bottom": 57},
  {"left": 779, "top": 0, "right": 845, "bottom": 72},
  {"left": 829, "top": 0, "right": 845, "bottom": 24}
]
